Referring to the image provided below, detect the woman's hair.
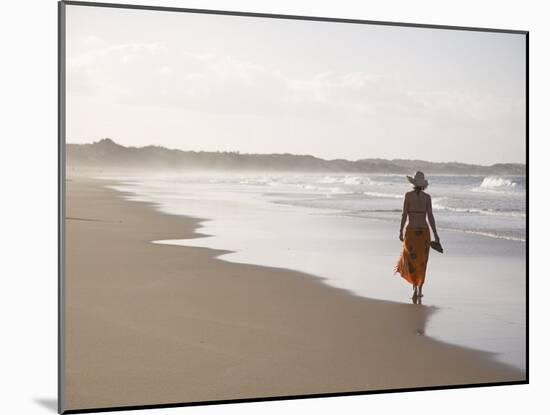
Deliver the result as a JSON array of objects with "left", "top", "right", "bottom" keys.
[{"left": 413, "top": 185, "right": 427, "bottom": 193}]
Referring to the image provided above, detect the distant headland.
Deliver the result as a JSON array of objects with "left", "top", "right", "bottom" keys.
[{"left": 66, "top": 138, "right": 526, "bottom": 175}]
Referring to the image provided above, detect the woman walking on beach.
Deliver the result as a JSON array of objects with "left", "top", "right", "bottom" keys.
[{"left": 395, "top": 171, "right": 440, "bottom": 299}]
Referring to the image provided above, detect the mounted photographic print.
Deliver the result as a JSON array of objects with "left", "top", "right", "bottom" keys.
[{"left": 59, "top": 1, "right": 528, "bottom": 413}]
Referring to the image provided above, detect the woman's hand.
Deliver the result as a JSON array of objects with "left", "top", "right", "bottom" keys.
[{"left": 399, "top": 232, "right": 404, "bottom": 242}]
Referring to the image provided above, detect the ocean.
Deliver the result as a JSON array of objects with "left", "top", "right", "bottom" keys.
[{"left": 214, "top": 173, "right": 526, "bottom": 242}]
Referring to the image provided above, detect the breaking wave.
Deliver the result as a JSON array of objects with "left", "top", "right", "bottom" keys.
[{"left": 473, "top": 176, "right": 525, "bottom": 192}]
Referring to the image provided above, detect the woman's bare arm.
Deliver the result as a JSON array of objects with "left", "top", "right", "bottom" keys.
[
  {"left": 399, "top": 195, "right": 408, "bottom": 240},
  {"left": 427, "top": 194, "right": 439, "bottom": 242}
]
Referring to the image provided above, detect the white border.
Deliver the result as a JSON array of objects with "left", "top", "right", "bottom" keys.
[{"left": 1, "top": 1, "right": 544, "bottom": 414}]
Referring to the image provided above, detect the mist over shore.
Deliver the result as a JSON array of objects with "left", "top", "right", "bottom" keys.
[{"left": 67, "top": 138, "right": 525, "bottom": 175}]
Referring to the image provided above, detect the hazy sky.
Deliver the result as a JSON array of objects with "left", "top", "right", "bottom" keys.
[{"left": 65, "top": 5, "right": 526, "bottom": 164}]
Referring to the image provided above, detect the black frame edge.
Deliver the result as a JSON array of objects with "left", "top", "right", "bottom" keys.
[
  {"left": 525, "top": 31, "right": 530, "bottom": 384},
  {"left": 61, "top": 0, "right": 528, "bottom": 35},
  {"left": 62, "top": 380, "right": 528, "bottom": 414},
  {"left": 58, "top": 1, "right": 67, "bottom": 414}
]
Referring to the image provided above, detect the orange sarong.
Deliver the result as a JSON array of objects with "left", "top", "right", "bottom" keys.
[{"left": 395, "top": 227, "right": 431, "bottom": 287}]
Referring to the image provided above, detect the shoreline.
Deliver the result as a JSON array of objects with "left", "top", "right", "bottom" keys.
[
  {"left": 64, "top": 176, "right": 525, "bottom": 411},
  {"left": 112, "top": 174, "right": 526, "bottom": 370}
]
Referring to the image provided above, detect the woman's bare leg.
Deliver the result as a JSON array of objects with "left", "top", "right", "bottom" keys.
[{"left": 412, "top": 284, "right": 418, "bottom": 298}]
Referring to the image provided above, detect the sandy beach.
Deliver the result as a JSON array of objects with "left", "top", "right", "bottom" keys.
[{"left": 63, "top": 177, "right": 524, "bottom": 411}]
